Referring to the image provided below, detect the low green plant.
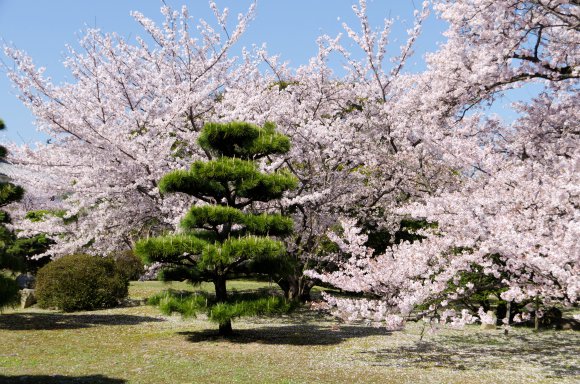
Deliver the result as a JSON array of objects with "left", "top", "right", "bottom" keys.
[
  {"left": 148, "top": 288, "right": 297, "bottom": 325},
  {"left": 35, "top": 254, "right": 129, "bottom": 312},
  {"left": 0, "top": 274, "right": 19, "bottom": 309},
  {"left": 108, "top": 250, "right": 144, "bottom": 281}
]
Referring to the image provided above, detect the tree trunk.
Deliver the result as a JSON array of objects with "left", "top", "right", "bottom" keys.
[
  {"left": 279, "top": 275, "right": 314, "bottom": 302},
  {"left": 214, "top": 276, "right": 228, "bottom": 302},
  {"left": 298, "top": 278, "right": 315, "bottom": 302},
  {"left": 278, "top": 278, "right": 291, "bottom": 299},
  {"left": 219, "top": 321, "right": 233, "bottom": 336},
  {"left": 534, "top": 297, "right": 540, "bottom": 332},
  {"left": 214, "top": 276, "right": 232, "bottom": 336}
]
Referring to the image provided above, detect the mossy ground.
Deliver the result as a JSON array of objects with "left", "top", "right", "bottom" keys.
[{"left": 0, "top": 280, "right": 578, "bottom": 383}]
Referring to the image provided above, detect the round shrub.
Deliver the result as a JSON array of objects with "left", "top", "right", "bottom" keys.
[
  {"left": 36, "top": 254, "right": 129, "bottom": 312},
  {"left": 108, "top": 250, "right": 144, "bottom": 281}
]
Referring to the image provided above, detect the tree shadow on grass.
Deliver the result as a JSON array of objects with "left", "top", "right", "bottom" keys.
[
  {"left": 0, "top": 312, "right": 164, "bottom": 331},
  {"left": 360, "top": 331, "right": 580, "bottom": 379},
  {"left": 0, "top": 375, "right": 126, "bottom": 383},
  {"left": 179, "top": 323, "right": 391, "bottom": 346}
]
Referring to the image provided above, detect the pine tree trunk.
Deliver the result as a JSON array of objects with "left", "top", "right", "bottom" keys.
[
  {"left": 214, "top": 276, "right": 228, "bottom": 302},
  {"left": 214, "top": 276, "right": 232, "bottom": 336},
  {"left": 219, "top": 321, "right": 233, "bottom": 336}
]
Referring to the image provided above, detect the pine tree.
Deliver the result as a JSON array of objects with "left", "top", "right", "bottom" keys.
[
  {"left": 0, "top": 119, "right": 53, "bottom": 308},
  {"left": 136, "top": 121, "right": 297, "bottom": 335},
  {"left": 0, "top": 118, "right": 25, "bottom": 307}
]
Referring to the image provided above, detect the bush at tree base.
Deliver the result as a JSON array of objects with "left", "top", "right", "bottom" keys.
[
  {"left": 35, "top": 254, "right": 129, "bottom": 311},
  {"left": 107, "top": 250, "right": 144, "bottom": 281},
  {"left": 0, "top": 275, "right": 19, "bottom": 309}
]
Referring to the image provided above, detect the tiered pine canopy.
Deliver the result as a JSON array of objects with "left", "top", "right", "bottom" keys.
[{"left": 135, "top": 121, "right": 297, "bottom": 334}]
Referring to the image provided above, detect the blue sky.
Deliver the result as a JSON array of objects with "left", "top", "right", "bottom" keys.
[
  {"left": 2, "top": 0, "right": 543, "bottom": 149},
  {"left": 0, "top": 0, "right": 448, "bottom": 145}
]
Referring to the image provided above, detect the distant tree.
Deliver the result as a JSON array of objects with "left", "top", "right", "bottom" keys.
[
  {"left": 0, "top": 118, "right": 25, "bottom": 307},
  {"left": 136, "top": 121, "right": 297, "bottom": 335},
  {"left": 0, "top": 118, "right": 52, "bottom": 308}
]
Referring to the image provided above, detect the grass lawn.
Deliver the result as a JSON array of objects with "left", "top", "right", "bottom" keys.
[{"left": 0, "top": 280, "right": 578, "bottom": 384}]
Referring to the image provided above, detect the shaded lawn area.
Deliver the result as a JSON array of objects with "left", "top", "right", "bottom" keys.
[{"left": 0, "top": 281, "right": 578, "bottom": 384}]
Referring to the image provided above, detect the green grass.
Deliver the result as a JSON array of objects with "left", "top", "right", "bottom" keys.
[{"left": 0, "top": 280, "right": 578, "bottom": 384}]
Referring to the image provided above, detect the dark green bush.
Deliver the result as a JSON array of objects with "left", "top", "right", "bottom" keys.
[
  {"left": 108, "top": 250, "right": 144, "bottom": 281},
  {"left": 0, "top": 274, "right": 19, "bottom": 309},
  {"left": 35, "top": 254, "right": 129, "bottom": 312}
]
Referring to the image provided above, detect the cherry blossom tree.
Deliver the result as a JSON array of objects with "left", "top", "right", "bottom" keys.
[
  {"left": 213, "top": 0, "right": 446, "bottom": 301},
  {"left": 3, "top": 2, "right": 257, "bottom": 257},
  {"left": 5, "top": 0, "right": 444, "bottom": 306},
  {"left": 310, "top": 0, "right": 579, "bottom": 328}
]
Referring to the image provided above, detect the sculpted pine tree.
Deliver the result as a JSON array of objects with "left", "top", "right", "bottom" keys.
[{"left": 136, "top": 121, "right": 297, "bottom": 335}]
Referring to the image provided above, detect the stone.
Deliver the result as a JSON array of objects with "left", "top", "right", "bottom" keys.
[
  {"left": 16, "top": 273, "right": 36, "bottom": 289},
  {"left": 20, "top": 289, "right": 37, "bottom": 309},
  {"left": 480, "top": 310, "right": 497, "bottom": 330}
]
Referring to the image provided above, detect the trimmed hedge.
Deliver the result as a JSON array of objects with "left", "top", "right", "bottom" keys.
[{"left": 36, "top": 254, "right": 129, "bottom": 312}]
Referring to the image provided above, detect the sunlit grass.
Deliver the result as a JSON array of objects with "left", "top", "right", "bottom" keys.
[{"left": 0, "top": 280, "right": 578, "bottom": 384}]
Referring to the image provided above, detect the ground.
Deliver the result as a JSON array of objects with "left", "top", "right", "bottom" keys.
[{"left": 0, "top": 281, "right": 578, "bottom": 383}]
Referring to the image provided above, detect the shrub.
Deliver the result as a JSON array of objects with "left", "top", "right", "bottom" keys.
[
  {"left": 35, "top": 254, "right": 129, "bottom": 312},
  {"left": 108, "top": 250, "right": 144, "bottom": 281},
  {"left": 0, "top": 274, "right": 19, "bottom": 309}
]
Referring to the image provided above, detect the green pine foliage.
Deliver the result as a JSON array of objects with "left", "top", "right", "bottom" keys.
[
  {"left": 0, "top": 118, "right": 25, "bottom": 308},
  {"left": 3, "top": 234, "right": 53, "bottom": 273},
  {"left": 159, "top": 157, "right": 296, "bottom": 202},
  {"left": 148, "top": 289, "right": 296, "bottom": 325},
  {"left": 0, "top": 274, "right": 19, "bottom": 309},
  {"left": 0, "top": 119, "right": 54, "bottom": 308},
  {"left": 136, "top": 121, "right": 297, "bottom": 335},
  {"left": 198, "top": 121, "right": 290, "bottom": 159}
]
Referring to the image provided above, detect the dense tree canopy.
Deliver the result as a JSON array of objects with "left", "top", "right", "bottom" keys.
[
  {"left": 0, "top": 118, "right": 53, "bottom": 307},
  {"left": 0, "top": 118, "right": 23, "bottom": 307},
  {"left": 309, "top": 0, "right": 579, "bottom": 329}
]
